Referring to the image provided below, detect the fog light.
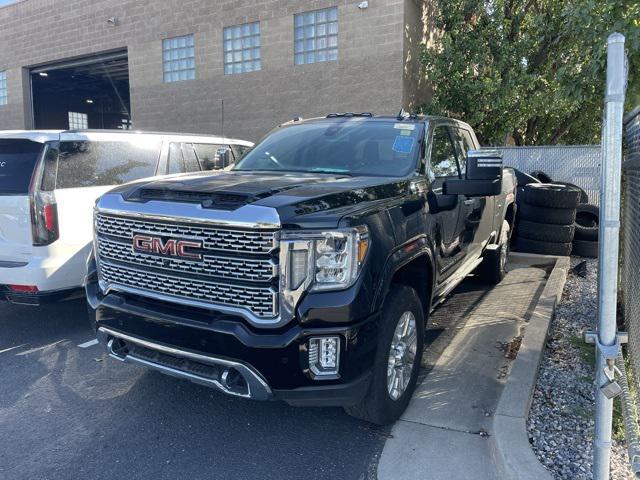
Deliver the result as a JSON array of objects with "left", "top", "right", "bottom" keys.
[{"left": 308, "top": 336, "right": 340, "bottom": 377}]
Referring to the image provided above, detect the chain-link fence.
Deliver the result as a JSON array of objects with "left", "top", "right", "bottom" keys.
[
  {"left": 619, "top": 107, "right": 640, "bottom": 474},
  {"left": 499, "top": 146, "right": 602, "bottom": 205}
]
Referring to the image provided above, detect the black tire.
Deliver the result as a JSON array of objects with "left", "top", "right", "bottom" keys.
[
  {"left": 516, "top": 186, "right": 525, "bottom": 207},
  {"left": 519, "top": 203, "right": 577, "bottom": 225},
  {"left": 552, "top": 182, "right": 589, "bottom": 204},
  {"left": 530, "top": 170, "right": 553, "bottom": 183},
  {"left": 477, "top": 220, "right": 510, "bottom": 284},
  {"left": 574, "top": 204, "right": 599, "bottom": 241},
  {"left": 513, "top": 169, "right": 542, "bottom": 187},
  {"left": 344, "top": 285, "right": 425, "bottom": 425},
  {"left": 523, "top": 183, "right": 582, "bottom": 209},
  {"left": 512, "top": 237, "right": 573, "bottom": 256},
  {"left": 572, "top": 239, "right": 598, "bottom": 258},
  {"left": 518, "top": 220, "right": 575, "bottom": 243}
]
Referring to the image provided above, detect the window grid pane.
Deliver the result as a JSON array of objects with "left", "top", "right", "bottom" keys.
[
  {"left": 68, "top": 111, "right": 88, "bottom": 130},
  {"left": 223, "top": 22, "right": 261, "bottom": 75},
  {"left": 294, "top": 7, "right": 338, "bottom": 65},
  {"left": 163, "top": 34, "right": 196, "bottom": 83},
  {"left": 0, "top": 71, "right": 7, "bottom": 106}
]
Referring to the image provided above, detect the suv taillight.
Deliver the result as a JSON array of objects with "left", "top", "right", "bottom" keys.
[{"left": 30, "top": 190, "right": 59, "bottom": 246}]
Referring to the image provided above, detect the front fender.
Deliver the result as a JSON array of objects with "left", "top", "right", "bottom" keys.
[{"left": 372, "top": 235, "right": 437, "bottom": 313}]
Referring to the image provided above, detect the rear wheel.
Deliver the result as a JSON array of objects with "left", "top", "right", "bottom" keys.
[
  {"left": 477, "top": 220, "right": 510, "bottom": 284},
  {"left": 344, "top": 285, "right": 425, "bottom": 425}
]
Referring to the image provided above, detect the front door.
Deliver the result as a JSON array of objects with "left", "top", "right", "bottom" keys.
[{"left": 427, "top": 124, "right": 467, "bottom": 280}]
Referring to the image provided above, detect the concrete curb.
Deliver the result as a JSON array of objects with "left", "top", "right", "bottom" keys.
[{"left": 490, "top": 255, "right": 570, "bottom": 480}]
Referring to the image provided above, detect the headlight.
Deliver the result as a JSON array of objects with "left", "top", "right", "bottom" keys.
[{"left": 281, "top": 225, "right": 369, "bottom": 293}]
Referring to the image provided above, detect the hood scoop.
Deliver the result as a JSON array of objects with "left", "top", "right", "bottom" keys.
[{"left": 135, "top": 188, "right": 251, "bottom": 211}]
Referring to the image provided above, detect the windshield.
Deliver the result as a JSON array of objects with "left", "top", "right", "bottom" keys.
[
  {"left": 0, "top": 140, "right": 44, "bottom": 195},
  {"left": 233, "top": 120, "right": 423, "bottom": 177}
]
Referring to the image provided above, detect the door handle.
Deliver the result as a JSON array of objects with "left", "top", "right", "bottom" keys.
[{"left": 463, "top": 199, "right": 475, "bottom": 206}]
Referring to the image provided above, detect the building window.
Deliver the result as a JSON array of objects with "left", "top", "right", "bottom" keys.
[
  {"left": 223, "top": 22, "right": 261, "bottom": 75},
  {"left": 163, "top": 34, "right": 196, "bottom": 82},
  {"left": 0, "top": 71, "right": 6, "bottom": 106},
  {"left": 294, "top": 7, "right": 338, "bottom": 65},
  {"left": 68, "top": 111, "right": 88, "bottom": 129}
]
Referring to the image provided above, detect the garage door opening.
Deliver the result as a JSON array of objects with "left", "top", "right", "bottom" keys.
[{"left": 31, "top": 50, "right": 131, "bottom": 130}]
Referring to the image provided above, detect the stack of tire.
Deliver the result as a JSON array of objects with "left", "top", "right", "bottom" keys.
[
  {"left": 572, "top": 203, "right": 599, "bottom": 258},
  {"left": 511, "top": 169, "right": 600, "bottom": 257},
  {"left": 513, "top": 183, "right": 581, "bottom": 256}
]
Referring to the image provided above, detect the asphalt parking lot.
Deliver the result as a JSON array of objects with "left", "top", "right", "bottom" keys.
[{"left": 0, "top": 276, "right": 503, "bottom": 480}]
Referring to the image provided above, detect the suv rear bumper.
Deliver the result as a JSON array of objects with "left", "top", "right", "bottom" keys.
[
  {"left": 0, "top": 245, "right": 89, "bottom": 301},
  {"left": 0, "top": 284, "right": 84, "bottom": 305}
]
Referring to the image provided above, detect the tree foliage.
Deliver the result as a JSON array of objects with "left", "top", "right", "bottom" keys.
[{"left": 420, "top": 0, "right": 640, "bottom": 145}]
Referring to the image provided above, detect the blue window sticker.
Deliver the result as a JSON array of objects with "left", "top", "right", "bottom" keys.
[{"left": 392, "top": 135, "right": 415, "bottom": 154}]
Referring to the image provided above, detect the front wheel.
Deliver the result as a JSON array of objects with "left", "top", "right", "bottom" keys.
[{"left": 344, "top": 285, "right": 425, "bottom": 425}]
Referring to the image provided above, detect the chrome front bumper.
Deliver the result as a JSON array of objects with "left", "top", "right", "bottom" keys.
[{"left": 97, "top": 327, "right": 273, "bottom": 400}]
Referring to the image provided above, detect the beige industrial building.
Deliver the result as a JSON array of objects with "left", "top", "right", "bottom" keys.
[{"left": 0, "top": 0, "right": 431, "bottom": 141}]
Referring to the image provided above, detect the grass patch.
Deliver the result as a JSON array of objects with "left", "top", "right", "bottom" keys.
[
  {"left": 569, "top": 334, "right": 596, "bottom": 365},
  {"left": 613, "top": 398, "right": 625, "bottom": 441}
]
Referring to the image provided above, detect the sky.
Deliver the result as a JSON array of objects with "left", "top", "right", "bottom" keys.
[{"left": 0, "top": 0, "right": 17, "bottom": 6}]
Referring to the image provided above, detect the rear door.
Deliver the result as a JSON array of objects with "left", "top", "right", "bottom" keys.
[
  {"left": 451, "top": 126, "right": 494, "bottom": 262},
  {"left": 0, "top": 139, "right": 45, "bottom": 262}
]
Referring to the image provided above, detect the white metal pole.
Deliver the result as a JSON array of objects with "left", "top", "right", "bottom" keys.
[{"left": 594, "top": 32, "right": 626, "bottom": 480}]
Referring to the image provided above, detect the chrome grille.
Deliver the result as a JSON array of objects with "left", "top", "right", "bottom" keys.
[
  {"left": 96, "top": 213, "right": 276, "bottom": 254},
  {"left": 95, "top": 212, "right": 279, "bottom": 320},
  {"left": 97, "top": 237, "right": 275, "bottom": 282},
  {"left": 99, "top": 261, "right": 277, "bottom": 318}
]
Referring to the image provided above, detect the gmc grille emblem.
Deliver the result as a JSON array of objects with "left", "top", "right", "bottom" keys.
[{"left": 132, "top": 234, "right": 203, "bottom": 261}]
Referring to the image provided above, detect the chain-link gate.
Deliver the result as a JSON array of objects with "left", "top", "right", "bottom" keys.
[
  {"left": 499, "top": 146, "right": 602, "bottom": 205},
  {"left": 619, "top": 108, "right": 640, "bottom": 474}
]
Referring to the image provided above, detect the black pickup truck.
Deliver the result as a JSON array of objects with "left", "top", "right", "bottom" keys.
[{"left": 86, "top": 114, "right": 516, "bottom": 424}]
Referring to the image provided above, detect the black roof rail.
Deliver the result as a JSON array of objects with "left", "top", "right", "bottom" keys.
[{"left": 326, "top": 112, "right": 373, "bottom": 118}]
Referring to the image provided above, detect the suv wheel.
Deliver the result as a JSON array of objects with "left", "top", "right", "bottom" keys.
[{"left": 344, "top": 284, "right": 425, "bottom": 425}]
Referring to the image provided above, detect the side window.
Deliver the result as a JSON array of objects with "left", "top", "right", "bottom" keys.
[
  {"left": 193, "top": 143, "right": 233, "bottom": 170},
  {"left": 167, "top": 142, "right": 186, "bottom": 174},
  {"left": 231, "top": 144, "right": 250, "bottom": 161},
  {"left": 429, "top": 126, "right": 459, "bottom": 179},
  {"left": 57, "top": 140, "right": 160, "bottom": 188},
  {"left": 453, "top": 128, "right": 476, "bottom": 176},
  {"left": 182, "top": 143, "right": 201, "bottom": 172},
  {"left": 40, "top": 143, "right": 59, "bottom": 191}
]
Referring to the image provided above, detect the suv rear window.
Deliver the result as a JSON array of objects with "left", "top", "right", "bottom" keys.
[
  {"left": 56, "top": 140, "right": 161, "bottom": 189},
  {"left": 0, "top": 140, "right": 44, "bottom": 195}
]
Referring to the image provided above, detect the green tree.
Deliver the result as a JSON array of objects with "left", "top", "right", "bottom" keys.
[{"left": 420, "top": 0, "right": 640, "bottom": 146}]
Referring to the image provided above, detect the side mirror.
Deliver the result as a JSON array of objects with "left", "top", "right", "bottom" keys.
[
  {"left": 443, "top": 149, "right": 503, "bottom": 197},
  {"left": 217, "top": 148, "right": 232, "bottom": 168}
]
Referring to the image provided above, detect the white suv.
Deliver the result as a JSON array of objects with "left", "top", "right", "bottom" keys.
[{"left": 0, "top": 130, "right": 252, "bottom": 305}]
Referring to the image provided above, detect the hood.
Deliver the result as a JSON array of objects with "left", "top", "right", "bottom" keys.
[{"left": 109, "top": 170, "right": 409, "bottom": 228}]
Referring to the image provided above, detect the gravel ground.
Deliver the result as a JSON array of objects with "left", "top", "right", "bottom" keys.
[{"left": 527, "top": 257, "right": 633, "bottom": 479}]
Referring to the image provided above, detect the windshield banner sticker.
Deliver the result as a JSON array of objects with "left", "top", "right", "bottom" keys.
[
  {"left": 393, "top": 123, "right": 415, "bottom": 130},
  {"left": 392, "top": 136, "right": 415, "bottom": 154}
]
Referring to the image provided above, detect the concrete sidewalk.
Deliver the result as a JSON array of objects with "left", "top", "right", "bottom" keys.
[{"left": 377, "top": 256, "right": 553, "bottom": 480}]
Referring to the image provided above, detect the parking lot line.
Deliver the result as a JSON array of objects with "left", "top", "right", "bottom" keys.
[
  {"left": 0, "top": 344, "right": 26, "bottom": 354},
  {"left": 78, "top": 338, "right": 99, "bottom": 348}
]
